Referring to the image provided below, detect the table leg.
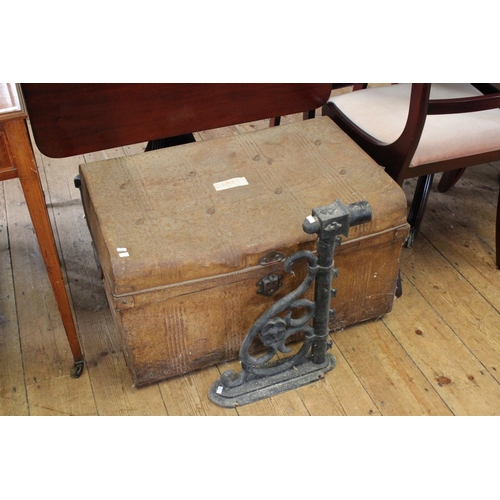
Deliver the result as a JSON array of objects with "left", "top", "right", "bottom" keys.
[{"left": 5, "top": 119, "right": 84, "bottom": 377}]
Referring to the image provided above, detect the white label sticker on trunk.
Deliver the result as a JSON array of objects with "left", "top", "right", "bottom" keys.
[
  {"left": 213, "top": 177, "right": 249, "bottom": 191},
  {"left": 117, "top": 247, "right": 129, "bottom": 257}
]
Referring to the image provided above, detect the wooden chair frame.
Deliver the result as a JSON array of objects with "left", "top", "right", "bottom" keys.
[{"left": 322, "top": 83, "right": 500, "bottom": 266}]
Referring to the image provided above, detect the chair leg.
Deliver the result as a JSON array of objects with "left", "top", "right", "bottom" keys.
[
  {"left": 437, "top": 168, "right": 466, "bottom": 192},
  {"left": 395, "top": 270, "right": 403, "bottom": 298},
  {"left": 405, "top": 174, "right": 434, "bottom": 247},
  {"left": 145, "top": 133, "right": 196, "bottom": 150}
]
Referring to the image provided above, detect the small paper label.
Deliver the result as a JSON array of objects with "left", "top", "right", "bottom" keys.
[
  {"left": 213, "top": 177, "right": 249, "bottom": 191},
  {"left": 216, "top": 386, "right": 224, "bottom": 394},
  {"left": 306, "top": 215, "right": 316, "bottom": 224},
  {"left": 117, "top": 247, "right": 129, "bottom": 257}
]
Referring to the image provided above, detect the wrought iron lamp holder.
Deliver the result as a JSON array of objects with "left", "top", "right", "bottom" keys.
[{"left": 208, "top": 199, "right": 372, "bottom": 408}]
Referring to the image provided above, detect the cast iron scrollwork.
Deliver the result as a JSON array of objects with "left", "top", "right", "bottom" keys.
[
  {"left": 219, "top": 250, "right": 319, "bottom": 389},
  {"left": 209, "top": 199, "right": 373, "bottom": 408}
]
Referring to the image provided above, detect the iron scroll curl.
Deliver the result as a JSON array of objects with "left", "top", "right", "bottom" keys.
[{"left": 220, "top": 250, "right": 319, "bottom": 388}]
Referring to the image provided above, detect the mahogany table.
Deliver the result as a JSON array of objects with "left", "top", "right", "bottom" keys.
[
  {"left": 15, "top": 83, "right": 332, "bottom": 379},
  {"left": 0, "top": 83, "right": 83, "bottom": 377}
]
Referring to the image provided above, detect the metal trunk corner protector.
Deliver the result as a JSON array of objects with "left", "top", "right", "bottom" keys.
[{"left": 208, "top": 198, "right": 372, "bottom": 407}]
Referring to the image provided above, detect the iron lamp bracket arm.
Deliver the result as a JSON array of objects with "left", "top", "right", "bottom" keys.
[{"left": 208, "top": 198, "right": 373, "bottom": 408}]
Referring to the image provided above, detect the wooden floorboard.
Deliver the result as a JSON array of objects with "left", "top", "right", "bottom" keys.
[
  {"left": 2, "top": 93, "right": 500, "bottom": 416},
  {"left": 0, "top": 183, "right": 29, "bottom": 415},
  {"left": 334, "top": 318, "right": 453, "bottom": 415},
  {"left": 36, "top": 146, "right": 169, "bottom": 416}
]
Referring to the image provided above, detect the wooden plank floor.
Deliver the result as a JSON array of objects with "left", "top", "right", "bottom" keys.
[{"left": 2, "top": 90, "right": 500, "bottom": 416}]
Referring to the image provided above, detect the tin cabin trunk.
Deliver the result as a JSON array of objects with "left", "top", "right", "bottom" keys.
[{"left": 79, "top": 117, "right": 409, "bottom": 386}]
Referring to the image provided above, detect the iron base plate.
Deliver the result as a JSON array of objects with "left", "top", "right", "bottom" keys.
[{"left": 208, "top": 354, "right": 336, "bottom": 408}]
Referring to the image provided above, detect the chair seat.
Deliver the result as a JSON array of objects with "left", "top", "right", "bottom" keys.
[{"left": 329, "top": 83, "right": 500, "bottom": 168}]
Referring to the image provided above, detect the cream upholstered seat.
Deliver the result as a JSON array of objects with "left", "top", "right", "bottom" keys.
[{"left": 322, "top": 83, "right": 500, "bottom": 268}]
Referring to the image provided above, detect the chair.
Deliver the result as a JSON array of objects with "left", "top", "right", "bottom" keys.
[{"left": 322, "top": 83, "right": 500, "bottom": 268}]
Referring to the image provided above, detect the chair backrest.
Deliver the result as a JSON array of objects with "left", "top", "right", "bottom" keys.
[{"left": 21, "top": 83, "right": 332, "bottom": 158}]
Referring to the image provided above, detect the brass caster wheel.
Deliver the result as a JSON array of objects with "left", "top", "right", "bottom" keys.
[{"left": 70, "top": 360, "right": 84, "bottom": 378}]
